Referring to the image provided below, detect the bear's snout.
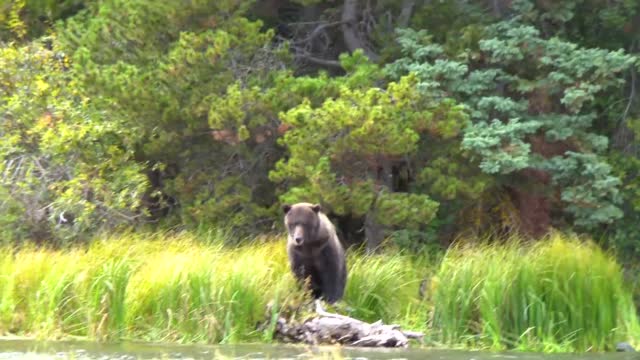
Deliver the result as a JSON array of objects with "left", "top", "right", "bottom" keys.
[{"left": 293, "top": 226, "right": 305, "bottom": 246}]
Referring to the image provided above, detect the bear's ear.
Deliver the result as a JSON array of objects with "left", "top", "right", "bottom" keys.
[
  {"left": 282, "top": 204, "right": 292, "bottom": 214},
  {"left": 311, "top": 204, "right": 321, "bottom": 213}
]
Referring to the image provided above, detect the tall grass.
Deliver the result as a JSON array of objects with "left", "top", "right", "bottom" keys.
[
  {"left": 344, "top": 250, "right": 430, "bottom": 328},
  {"left": 431, "top": 233, "right": 640, "bottom": 352},
  {"left": 0, "top": 231, "right": 636, "bottom": 352},
  {"left": 0, "top": 231, "right": 425, "bottom": 344}
]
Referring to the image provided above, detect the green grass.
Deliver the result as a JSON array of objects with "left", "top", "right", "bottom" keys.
[
  {"left": 0, "top": 231, "right": 424, "bottom": 345},
  {"left": 430, "top": 233, "right": 640, "bottom": 352},
  {"left": 0, "top": 230, "right": 637, "bottom": 353}
]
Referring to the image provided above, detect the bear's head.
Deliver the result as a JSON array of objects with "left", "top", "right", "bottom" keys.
[{"left": 282, "top": 202, "right": 322, "bottom": 247}]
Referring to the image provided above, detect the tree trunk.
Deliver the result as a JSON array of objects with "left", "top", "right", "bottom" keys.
[
  {"left": 341, "top": 0, "right": 380, "bottom": 62},
  {"left": 364, "top": 209, "right": 384, "bottom": 253},
  {"left": 397, "top": 0, "right": 415, "bottom": 28},
  {"left": 363, "top": 157, "right": 395, "bottom": 253},
  {"left": 507, "top": 171, "right": 552, "bottom": 238}
]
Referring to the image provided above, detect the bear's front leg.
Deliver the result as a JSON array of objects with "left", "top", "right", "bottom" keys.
[
  {"left": 316, "top": 250, "right": 343, "bottom": 304},
  {"left": 288, "top": 250, "right": 306, "bottom": 281}
]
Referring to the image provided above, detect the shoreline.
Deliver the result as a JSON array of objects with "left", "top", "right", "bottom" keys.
[{"left": 0, "top": 232, "right": 637, "bottom": 354}]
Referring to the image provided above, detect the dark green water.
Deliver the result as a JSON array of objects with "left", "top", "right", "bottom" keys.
[{"left": 0, "top": 340, "right": 637, "bottom": 360}]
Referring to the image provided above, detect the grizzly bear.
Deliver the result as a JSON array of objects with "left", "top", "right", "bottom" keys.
[{"left": 282, "top": 202, "right": 347, "bottom": 304}]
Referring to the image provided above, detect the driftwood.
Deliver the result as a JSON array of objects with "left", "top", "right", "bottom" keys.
[{"left": 272, "top": 300, "right": 424, "bottom": 348}]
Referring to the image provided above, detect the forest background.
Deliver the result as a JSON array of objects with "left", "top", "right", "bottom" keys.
[
  {"left": 3, "top": 0, "right": 640, "bottom": 351},
  {"left": 2, "top": 0, "right": 640, "bottom": 261}
]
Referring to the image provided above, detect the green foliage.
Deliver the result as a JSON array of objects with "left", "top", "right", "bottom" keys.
[
  {"left": 508, "top": 0, "right": 640, "bottom": 50},
  {"left": 601, "top": 151, "right": 640, "bottom": 258},
  {"left": 432, "top": 234, "right": 639, "bottom": 352},
  {"left": 374, "top": 192, "right": 438, "bottom": 229},
  {"left": 271, "top": 56, "right": 468, "bottom": 235},
  {"left": 343, "top": 251, "right": 425, "bottom": 323},
  {"left": 543, "top": 152, "right": 623, "bottom": 227},
  {"left": 386, "top": 17, "right": 636, "bottom": 229},
  {"left": 53, "top": 0, "right": 294, "bottom": 237},
  {"left": 0, "top": 39, "right": 148, "bottom": 244},
  {"left": 1, "top": 0, "right": 640, "bottom": 353},
  {"left": 1, "top": 0, "right": 640, "bottom": 257}
]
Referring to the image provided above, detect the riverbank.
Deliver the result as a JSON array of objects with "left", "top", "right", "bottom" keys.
[
  {"left": 0, "top": 231, "right": 637, "bottom": 353},
  {"left": 6, "top": 338, "right": 638, "bottom": 360}
]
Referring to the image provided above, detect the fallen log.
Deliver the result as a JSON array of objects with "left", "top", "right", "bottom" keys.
[{"left": 272, "top": 300, "right": 424, "bottom": 348}]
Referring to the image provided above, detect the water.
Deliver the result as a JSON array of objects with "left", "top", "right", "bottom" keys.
[{"left": 0, "top": 339, "right": 636, "bottom": 360}]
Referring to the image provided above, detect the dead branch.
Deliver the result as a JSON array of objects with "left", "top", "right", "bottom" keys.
[
  {"left": 294, "top": 21, "right": 347, "bottom": 45},
  {"left": 298, "top": 52, "right": 343, "bottom": 69},
  {"left": 272, "top": 300, "right": 424, "bottom": 348}
]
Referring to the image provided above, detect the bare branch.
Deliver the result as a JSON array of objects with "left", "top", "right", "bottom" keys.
[
  {"left": 621, "top": 66, "right": 636, "bottom": 123},
  {"left": 298, "top": 52, "right": 343, "bottom": 69},
  {"left": 613, "top": 39, "right": 639, "bottom": 154},
  {"left": 94, "top": 200, "right": 141, "bottom": 221},
  {"left": 293, "top": 21, "right": 347, "bottom": 45}
]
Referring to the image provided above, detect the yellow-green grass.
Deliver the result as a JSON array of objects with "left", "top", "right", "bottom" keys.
[
  {"left": 0, "top": 231, "right": 426, "bottom": 344},
  {"left": 430, "top": 233, "right": 640, "bottom": 352},
  {"left": 0, "top": 231, "right": 637, "bottom": 353}
]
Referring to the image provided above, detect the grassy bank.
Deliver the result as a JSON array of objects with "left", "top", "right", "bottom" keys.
[
  {"left": 0, "top": 231, "right": 426, "bottom": 344},
  {"left": 0, "top": 231, "right": 637, "bottom": 352},
  {"left": 431, "top": 234, "right": 640, "bottom": 352}
]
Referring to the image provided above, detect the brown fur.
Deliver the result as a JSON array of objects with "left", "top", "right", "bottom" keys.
[{"left": 282, "top": 202, "right": 347, "bottom": 303}]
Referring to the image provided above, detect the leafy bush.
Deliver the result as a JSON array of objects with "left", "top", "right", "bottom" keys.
[
  {"left": 271, "top": 53, "right": 472, "bottom": 250},
  {"left": 0, "top": 39, "right": 148, "bottom": 245},
  {"left": 385, "top": 16, "right": 636, "bottom": 231}
]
